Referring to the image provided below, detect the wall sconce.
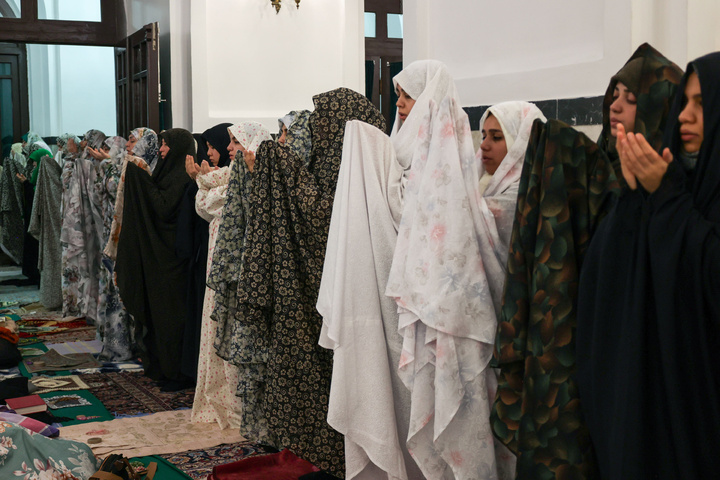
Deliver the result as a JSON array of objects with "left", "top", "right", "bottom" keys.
[{"left": 271, "top": 0, "right": 301, "bottom": 13}]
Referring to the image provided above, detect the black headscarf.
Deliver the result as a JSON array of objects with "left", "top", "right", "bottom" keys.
[
  {"left": 201, "top": 123, "right": 232, "bottom": 168},
  {"left": 597, "top": 43, "right": 683, "bottom": 186},
  {"left": 115, "top": 128, "right": 194, "bottom": 382},
  {"left": 576, "top": 52, "right": 720, "bottom": 479}
]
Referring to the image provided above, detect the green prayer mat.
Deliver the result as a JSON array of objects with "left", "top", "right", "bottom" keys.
[
  {"left": 40, "top": 389, "right": 113, "bottom": 425},
  {"left": 131, "top": 455, "right": 192, "bottom": 479}
]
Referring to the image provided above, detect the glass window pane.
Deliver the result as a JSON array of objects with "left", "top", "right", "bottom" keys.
[
  {"left": 0, "top": 63, "right": 11, "bottom": 76},
  {"left": 38, "top": 0, "right": 102, "bottom": 22},
  {"left": 1, "top": 79, "right": 13, "bottom": 147},
  {"left": 387, "top": 13, "right": 403, "bottom": 39},
  {"left": 0, "top": 0, "right": 21, "bottom": 18},
  {"left": 364, "top": 12, "right": 376, "bottom": 38}
]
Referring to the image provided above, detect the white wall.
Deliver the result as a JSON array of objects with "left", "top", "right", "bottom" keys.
[
  {"left": 404, "top": 0, "right": 720, "bottom": 108},
  {"left": 190, "top": 0, "right": 364, "bottom": 134}
]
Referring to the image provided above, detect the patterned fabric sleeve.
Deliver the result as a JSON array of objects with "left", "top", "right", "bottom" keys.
[{"left": 195, "top": 165, "right": 232, "bottom": 223}]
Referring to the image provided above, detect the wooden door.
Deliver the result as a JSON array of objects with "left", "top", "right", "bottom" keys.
[
  {"left": 0, "top": 43, "right": 29, "bottom": 156},
  {"left": 365, "top": 0, "right": 403, "bottom": 133},
  {"left": 115, "top": 23, "right": 160, "bottom": 136}
]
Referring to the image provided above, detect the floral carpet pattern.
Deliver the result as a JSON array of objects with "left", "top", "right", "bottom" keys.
[{"left": 159, "top": 441, "right": 275, "bottom": 479}]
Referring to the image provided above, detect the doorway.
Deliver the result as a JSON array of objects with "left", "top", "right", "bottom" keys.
[{"left": 365, "top": 0, "right": 403, "bottom": 133}]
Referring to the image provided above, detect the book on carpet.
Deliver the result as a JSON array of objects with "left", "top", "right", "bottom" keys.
[{"left": 6, "top": 394, "right": 48, "bottom": 415}]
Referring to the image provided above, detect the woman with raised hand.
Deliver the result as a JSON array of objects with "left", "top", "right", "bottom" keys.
[
  {"left": 597, "top": 43, "right": 683, "bottom": 186},
  {"left": 192, "top": 122, "right": 271, "bottom": 428},
  {"left": 577, "top": 52, "right": 720, "bottom": 479},
  {"left": 60, "top": 129, "right": 106, "bottom": 320},
  {"left": 115, "top": 128, "right": 193, "bottom": 389},
  {"left": 177, "top": 123, "right": 232, "bottom": 384}
]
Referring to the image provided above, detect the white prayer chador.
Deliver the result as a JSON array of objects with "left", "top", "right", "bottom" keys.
[
  {"left": 192, "top": 122, "right": 272, "bottom": 429},
  {"left": 318, "top": 120, "right": 419, "bottom": 480},
  {"left": 476, "top": 102, "right": 547, "bottom": 311},
  {"left": 386, "top": 61, "right": 518, "bottom": 480}
]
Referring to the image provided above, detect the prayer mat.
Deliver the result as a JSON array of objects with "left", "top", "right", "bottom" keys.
[
  {"left": 18, "top": 347, "right": 45, "bottom": 357},
  {"left": 30, "top": 375, "right": 90, "bottom": 393},
  {"left": 44, "top": 393, "right": 93, "bottom": 409},
  {"left": 23, "top": 350, "right": 101, "bottom": 373},
  {"left": 158, "top": 442, "right": 275, "bottom": 479},
  {"left": 44, "top": 340, "right": 103, "bottom": 355},
  {"left": 39, "top": 389, "right": 113, "bottom": 425},
  {"left": 131, "top": 455, "right": 192, "bottom": 480},
  {"left": 58, "top": 409, "right": 245, "bottom": 457},
  {"left": 40, "top": 327, "right": 96, "bottom": 343},
  {"left": 80, "top": 372, "right": 194, "bottom": 418},
  {"left": 17, "top": 319, "right": 91, "bottom": 338}
]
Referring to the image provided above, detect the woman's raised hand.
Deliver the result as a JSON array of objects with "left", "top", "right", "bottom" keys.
[
  {"left": 185, "top": 155, "right": 201, "bottom": 180},
  {"left": 617, "top": 123, "right": 672, "bottom": 193}
]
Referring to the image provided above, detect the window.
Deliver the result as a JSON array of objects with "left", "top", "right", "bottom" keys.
[
  {"left": 364, "top": 12, "right": 377, "bottom": 38},
  {"left": 387, "top": 14, "right": 403, "bottom": 39},
  {"left": 39, "top": 0, "right": 102, "bottom": 22},
  {"left": 0, "top": 0, "right": 21, "bottom": 18}
]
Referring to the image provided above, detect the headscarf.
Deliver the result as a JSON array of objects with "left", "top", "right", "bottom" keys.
[
  {"left": 129, "top": 127, "right": 159, "bottom": 170},
  {"left": 278, "top": 113, "right": 295, "bottom": 133},
  {"left": 22, "top": 131, "right": 50, "bottom": 155},
  {"left": 103, "top": 136, "right": 127, "bottom": 167},
  {"left": 576, "top": 51, "right": 720, "bottom": 480},
  {"left": 391, "top": 60, "right": 459, "bottom": 167},
  {"left": 598, "top": 43, "right": 683, "bottom": 184},
  {"left": 28, "top": 148, "right": 52, "bottom": 187},
  {"left": 478, "top": 101, "right": 547, "bottom": 193},
  {"left": 79, "top": 129, "right": 107, "bottom": 162},
  {"left": 10, "top": 143, "right": 26, "bottom": 167},
  {"left": 228, "top": 122, "right": 272, "bottom": 154},
  {"left": 200, "top": 123, "right": 232, "bottom": 168},
  {"left": 283, "top": 110, "right": 313, "bottom": 164}
]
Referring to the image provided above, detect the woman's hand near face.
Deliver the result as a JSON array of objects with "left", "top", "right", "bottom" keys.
[
  {"left": 88, "top": 147, "right": 110, "bottom": 160},
  {"left": 617, "top": 124, "right": 673, "bottom": 193},
  {"left": 185, "top": 155, "right": 201, "bottom": 180},
  {"left": 244, "top": 151, "right": 256, "bottom": 172}
]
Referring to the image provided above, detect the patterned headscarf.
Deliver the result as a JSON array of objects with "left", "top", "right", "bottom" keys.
[
  {"left": 22, "top": 131, "right": 50, "bottom": 156},
  {"left": 10, "top": 143, "right": 26, "bottom": 167},
  {"left": 283, "top": 110, "right": 313, "bottom": 164},
  {"left": 83, "top": 129, "right": 107, "bottom": 150},
  {"left": 598, "top": 43, "right": 683, "bottom": 184},
  {"left": 227, "top": 122, "right": 272, "bottom": 153},
  {"left": 129, "top": 127, "right": 159, "bottom": 170},
  {"left": 103, "top": 136, "right": 128, "bottom": 166},
  {"left": 57, "top": 134, "right": 81, "bottom": 156}
]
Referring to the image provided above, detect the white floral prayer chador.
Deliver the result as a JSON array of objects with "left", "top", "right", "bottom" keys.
[{"left": 385, "top": 61, "right": 539, "bottom": 480}]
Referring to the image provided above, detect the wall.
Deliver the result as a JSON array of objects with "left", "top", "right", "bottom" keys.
[
  {"left": 404, "top": 0, "right": 720, "bottom": 110},
  {"left": 190, "top": 0, "right": 364, "bottom": 134}
]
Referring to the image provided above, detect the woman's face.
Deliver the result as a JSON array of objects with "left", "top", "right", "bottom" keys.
[
  {"left": 480, "top": 114, "right": 508, "bottom": 175},
  {"left": 396, "top": 84, "right": 416, "bottom": 122},
  {"left": 207, "top": 141, "right": 221, "bottom": 166},
  {"left": 227, "top": 133, "right": 246, "bottom": 159},
  {"left": 126, "top": 135, "right": 138, "bottom": 154},
  {"left": 67, "top": 138, "right": 78, "bottom": 154},
  {"left": 159, "top": 138, "right": 170, "bottom": 159},
  {"left": 678, "top": 72, "right": 703, "bottom": 154},
  {"left": 278, "top": 125, "right": 288, "bottom": 145},
  {"left": 609, "top": 81, "right": 637, "bottom": 137}
]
